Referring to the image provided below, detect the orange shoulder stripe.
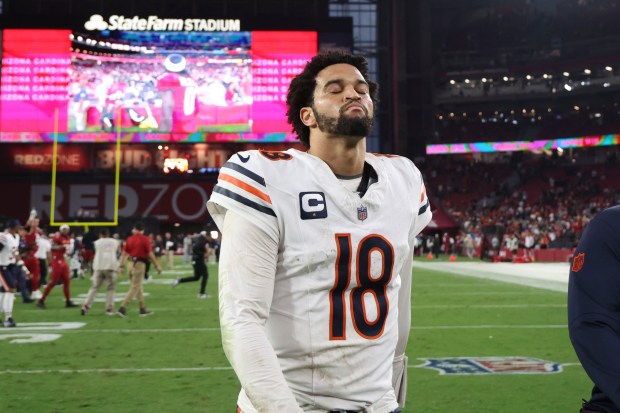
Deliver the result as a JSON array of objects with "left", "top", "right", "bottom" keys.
[{"left": 219, "top": 173, "right": 272, "bottom": 204}]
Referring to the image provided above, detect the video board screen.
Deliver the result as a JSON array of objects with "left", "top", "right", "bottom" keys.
[{"left": 0, "top": 28, "right": 317, "bottom": 142}]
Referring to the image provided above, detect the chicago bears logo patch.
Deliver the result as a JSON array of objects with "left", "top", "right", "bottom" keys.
[
  {"left": 572, "top": 253, "right": 585, "bottom": 272},
  {"left": 418, "top": 357, "right": 563, "bottom": 375}
]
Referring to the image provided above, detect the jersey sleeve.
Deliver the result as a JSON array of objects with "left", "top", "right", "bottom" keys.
[
  {"left": 402, "top": 158, "right": 432, "bottom": 238},
  {"left": 207, "top": 151, "right": 279, "bottom": 242}
]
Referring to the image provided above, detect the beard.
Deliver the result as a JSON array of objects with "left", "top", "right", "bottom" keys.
[{"left": 312, "top": 104, "right": 375, "bottom": 137}]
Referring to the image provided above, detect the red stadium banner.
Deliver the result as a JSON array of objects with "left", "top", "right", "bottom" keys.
[
  {"left": 0, "top": 142, "right": 302, "bottom": 173},
  {"left": 0, "top": 143, "right": 237, "bottom": 173},
  {"left": 0, "top": 180, "right": 215, "bottom": 223},
  {"left": 0, "top": 144, "right": 90, "bottom": 172}
]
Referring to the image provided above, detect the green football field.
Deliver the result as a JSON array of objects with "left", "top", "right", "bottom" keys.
[{"left": 1, "top": 257, "right": 592, "bottom": 413}]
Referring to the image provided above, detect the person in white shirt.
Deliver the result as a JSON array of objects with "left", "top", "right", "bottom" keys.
[
  {"left": 80, "top": 229, "right": 121, "bottom": 316},
  {"left": 182, "top": 234, "right": 192, "bottom": 265},
  {"left": 164, "top": 232, "right": 176, "bottom": 270},
  {"left": 207, "top": 51, "right": 432, "bottom": 413},
  {"left": 35, "top": 229, "right": 52, "bottom": 289}
]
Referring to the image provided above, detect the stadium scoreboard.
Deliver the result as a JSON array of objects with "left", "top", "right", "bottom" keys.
[{"left": 0, "top": 13, "right": 352, "bottom": 143}]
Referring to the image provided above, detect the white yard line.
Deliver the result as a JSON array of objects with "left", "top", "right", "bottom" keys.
[
  {"left": 0, "top": 366, "right": 233, "bottom": 374},
  {"left": 0, "top": 362, "right": 582, "bottom": 375},
  {"left": 414, "top": 290, "right": 551, "bottom": 295},
  {"left": 0, "top": 324, "right": 567, "bottom": 334},
  {"left": 415, "top": 303, "right": 566, "bottom": 309},
  {"left": 412, "top": 324, "right": 566, "bottom": 330}
]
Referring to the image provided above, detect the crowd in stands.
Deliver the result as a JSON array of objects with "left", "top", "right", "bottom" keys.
[{"left": 420, "top": 147, "right": 620, "bottom": 260}]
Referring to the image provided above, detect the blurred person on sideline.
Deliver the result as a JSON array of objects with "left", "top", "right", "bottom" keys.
[
  {"left": 207, "top": 51, "right": 431, "bottom": 413},
  {"left": 81, "top": 229, "right": 121, "bottom": 316},
  {"left": 37, "top": 225, "right": 78, "bottom": 309},
  {"left": 69, "top": 234, "right": 84, "bottom": 280},
  {"left": 34, "top": 226, "right": 52, "bottom": 292},
  {"left": 116, "top": 222, "right": 162, "bottom": 318},
  {"left": 568, "top": 204, "right": 620, "bottom": 413},
  {"left": 182, "top": 233, "right": 192, "bottom": 265},
  {"left": 22, "top": 209, "right": 41, "bottom": 299},
  {"left": 172, "top": 231, "right": 210, "bottom": 298},
  {"left": 164, "top": 231, "right": 176, "bottom": 270},
  {"left": 0, "top": 219, "right": 29, "bottom": 326},
  {"left": 81, "top": 229, "right": 97, "bottom": 277}
]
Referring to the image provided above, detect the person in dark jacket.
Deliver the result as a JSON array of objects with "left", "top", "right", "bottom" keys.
[
  {"left": 172, "top": 231, "right": 210, "bottom": 298},
  {"left": 568, "top": 204, "right": 620, "bottom": 413}
]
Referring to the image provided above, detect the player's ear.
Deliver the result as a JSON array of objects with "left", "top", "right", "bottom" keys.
[{"left": 300, "top": 107, "right": 316, "bottom": 127}]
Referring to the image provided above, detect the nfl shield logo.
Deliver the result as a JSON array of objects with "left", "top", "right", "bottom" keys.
[{"left": 357, "top": 206, "right": 368, "bottom": 221}]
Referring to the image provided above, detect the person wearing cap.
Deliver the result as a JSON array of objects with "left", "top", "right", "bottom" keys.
[
  {"left": 156, "top": 53, "right": 198, "bottom": 133},
  {"left": 37, "top": 224, "right": 78, "bottom": 309},
  {"left": 0, "top": 219, "right": 26, "bottom": 326},
  {"left": 172, "top": 231, "right": 210, "bottom": 298},
  {"left": 116, "top": 221, "right": 162, "bottom": 317}
]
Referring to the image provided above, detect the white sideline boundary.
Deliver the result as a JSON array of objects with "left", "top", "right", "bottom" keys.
[
  {"left": 1, "top": 324, "right": 567, "bottom": 334},
  {"left": 0, "top": 362, "right": 582, "bottom": 375},
  {"left": 413, "top": 261, "right": 570, "bottom": 292}
]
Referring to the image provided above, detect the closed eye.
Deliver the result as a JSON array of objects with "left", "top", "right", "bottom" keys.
[{"left": 327, "top": 85, "right": 343, "bottom": 94}]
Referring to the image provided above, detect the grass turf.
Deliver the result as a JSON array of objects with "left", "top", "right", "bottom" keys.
[{"left": 1, "top": 257, "right": 592, "bottom": 412}]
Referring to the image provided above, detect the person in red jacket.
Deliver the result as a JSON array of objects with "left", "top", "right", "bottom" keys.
[
  {"left": 37, "top": 224, "right": 78, "bottom": 309},
  {"left": 116, "top": 221, "right": 162, "bottom": 318},
  {"left": 22, "top": 211, "right": 41, "bottom": 299},
  {"left": 156, "top": 54, "right": 198, "bottom": 133}
]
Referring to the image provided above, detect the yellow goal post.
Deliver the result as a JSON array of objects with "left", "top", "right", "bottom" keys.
[{"left": 49, "top": 108, "right": 122, "bottom": 229}]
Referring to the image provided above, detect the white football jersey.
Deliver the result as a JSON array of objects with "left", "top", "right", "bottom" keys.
[
  {"left": 0, "top": 231, "right": 19, "bottom": 266},
  {"left": 208, "top": 148, "right": 431, "bottom": 411}
]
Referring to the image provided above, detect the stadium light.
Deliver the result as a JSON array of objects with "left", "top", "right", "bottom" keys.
[
  {"left": 564, "top": 84, "right": 573, "bottom": 91},
  {"left": 605, "top": 66, "right": 613, "bottom": 72},
  {"left": 563, "top": 71, "right": 570, "bottom": 77},
  {"left": 163, "top": 158, "right": 189, "bottom": 174},
  {"left": 584, "top": 69, "right": 592, "bottom": 75}
]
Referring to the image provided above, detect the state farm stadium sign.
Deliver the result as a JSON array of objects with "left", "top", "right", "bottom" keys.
[{"left": 84, "top": 14, "right": 241, "bottom": 32}]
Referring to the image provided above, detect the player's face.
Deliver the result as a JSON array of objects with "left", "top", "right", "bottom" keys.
[{"left": 310, "top": 63, "right": 374, "bottom": 138}]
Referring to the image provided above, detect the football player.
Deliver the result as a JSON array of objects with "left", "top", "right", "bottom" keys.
[
  {"left": 0, "top": 219, "right": 26, "bottom": 327},
  {"left": 22, "top": 209, "right": 41, "bottom": 298},
  {"left": 37, "top": 225, "right": 78, "bottom": 309},
  {"left": 156, "top": 54, "right": 198, "bottom": 134},
  {"left": 207, "top": 51, "right": 432, "bottom": 413}
]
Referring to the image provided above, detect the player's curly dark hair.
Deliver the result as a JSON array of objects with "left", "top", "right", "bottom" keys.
[{"left": 286, "top": 50, "right": 378, "bottom": 147}]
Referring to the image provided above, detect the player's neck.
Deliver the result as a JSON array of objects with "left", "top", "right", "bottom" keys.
[{"left": 308, "top": 135, "right": 366, "bottom": 176}]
